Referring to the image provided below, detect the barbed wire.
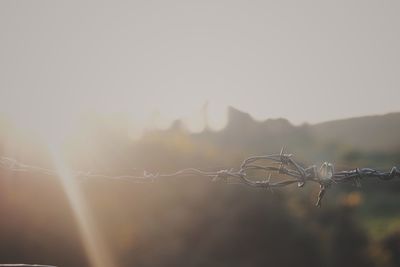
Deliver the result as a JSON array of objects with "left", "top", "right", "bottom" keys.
[
  {"left": 1, "top": 264, "right": 57, "bottom": 267},
  {"left": 0, "top": 148, "right": 399, "bottom": 207}
]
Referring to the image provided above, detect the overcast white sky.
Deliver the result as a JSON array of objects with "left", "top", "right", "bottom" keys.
[{"left": 0, "top": 0, "right": 399, "bottom": 135}]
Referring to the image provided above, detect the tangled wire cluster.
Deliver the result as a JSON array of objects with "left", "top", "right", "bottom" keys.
[{"left": 1, "top": 148, "right": 399, "bottom": 207}]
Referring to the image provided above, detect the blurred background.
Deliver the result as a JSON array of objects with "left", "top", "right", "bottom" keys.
[
  {"left": 0, "top": 108, "right": 399, "bottom": 267},
  {"left": 1, "top": 1, "right": 399, "bottom": 267}
]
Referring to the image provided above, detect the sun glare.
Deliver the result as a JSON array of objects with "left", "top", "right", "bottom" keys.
[
  {"left": 48, "top": 143, "right": 117, "bottom": 267},
  {"left": 4, "top": 109, "right": 79, "bottom": 148}
]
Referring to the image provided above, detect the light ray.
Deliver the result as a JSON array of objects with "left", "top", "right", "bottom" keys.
[{"left": 48, "top": 144, "right": 116, "bottom": 267}]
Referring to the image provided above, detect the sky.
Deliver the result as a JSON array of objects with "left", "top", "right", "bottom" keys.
[{"left": 0, "top": 0, "right": 399, "bottom": 137}]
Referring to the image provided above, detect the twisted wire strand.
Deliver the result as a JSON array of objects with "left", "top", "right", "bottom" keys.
[
  {"left": 0, "top": 265, "right": 57, "bottom": 267},
  {"left": 0, "top": 148, "right": 399, "bottom": 207}
]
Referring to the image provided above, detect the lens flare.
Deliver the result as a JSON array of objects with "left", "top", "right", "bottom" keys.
[{"left": 48, "top": 144, "right": 116, "bottom": 267}]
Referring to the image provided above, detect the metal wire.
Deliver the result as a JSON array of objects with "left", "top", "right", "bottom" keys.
[
  {"left": 0, "top": 265, "right": 57, "bottom": 267},
  {"left": 0, "top": 148, "right": 399, "bottom": 207}
]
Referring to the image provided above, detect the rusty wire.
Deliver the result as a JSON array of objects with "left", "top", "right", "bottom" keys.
[{"left": 0, "top": 148, "right": 399, "bottom": 207}]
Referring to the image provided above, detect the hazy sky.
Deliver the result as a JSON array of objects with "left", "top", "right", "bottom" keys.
[{"left": 0, "top": 0, "right": 399, "bottom": 136}]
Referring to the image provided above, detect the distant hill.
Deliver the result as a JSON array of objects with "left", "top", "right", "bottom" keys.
[
  {"left": 191, "top": 107, "right": 313, "bottom": 155},
  {"left": 1, "top": 108, "right": 399, "bottom": 165},
  {"left": 189, "top": 107, "right": 400, "bottom": 154},
  {"left": 312, "top": 112, "right": 400, "bottom": 152}
]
